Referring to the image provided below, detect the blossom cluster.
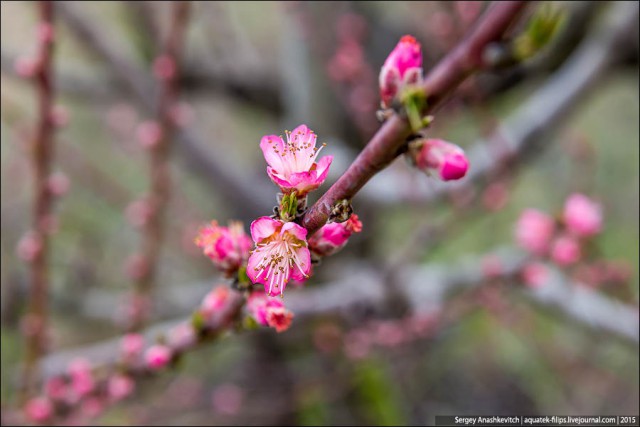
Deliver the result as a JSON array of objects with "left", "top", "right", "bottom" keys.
[{"left": 512, "top": 193, "right": 628, "bottom": 288}]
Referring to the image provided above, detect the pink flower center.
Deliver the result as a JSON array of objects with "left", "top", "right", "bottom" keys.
[
  {"left": 268, "top": 129, "right": 326, "bottom": 178},
  {"left": 252, "top": 235, "right": 308, "bottom": 296}
]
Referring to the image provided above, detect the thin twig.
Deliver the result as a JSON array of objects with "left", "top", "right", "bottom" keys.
[{"left": 21, "top": 0, "right": 56, "bottom": 401}]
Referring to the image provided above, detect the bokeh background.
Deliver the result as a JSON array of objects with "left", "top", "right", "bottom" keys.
[{"left": 1, "top": 1, "right": 638, "bottom": 425}]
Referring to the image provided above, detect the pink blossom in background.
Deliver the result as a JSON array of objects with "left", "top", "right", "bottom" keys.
[
  {"left": 260, "top": 124, "right": 333, "bottom": 196},
  {"left": 247, "top": 291, "right": 294, "bottom": 332},
  {"left": 152, "top": 54, "right": 176, "bottom": 80},
  {"left": 194, "top": 221, "right": 252, "bottom": 276},
  {"left": 108, "top": 374, "right": 135, "bottom": 402},
  {"left": 14, "top": 56, "right": 38, "bottom": 78},
  {"left": 373, "top": 320, "right": 407, "bottom": 347},
  {"left": 47, "top": 171, "right": 71, "bottom": 197},
  {"left": 246, "top": 217, "right": 311, "bottom": 296},
  {"left": 135, "top": 120, "right": 163, "bottom": 149},
  {"left": 200, "top": 285, "right": 231, "bottom": 318},
  {"left": 167, "top": 322, "right": 196, "bottom": 350},
  {"left": 50, "top": 105, "right": 69, "bottom": 127},
  {"left": 121, "top": 333, "right": 145, "bottom": 359},
  {"left": 169, "top": 102, "right": 194, "bottom": 127},
  {"left": 145, "top": 344, "right": 172, "bottom": 370},
  {"left": 514, "top": 209, "right": 555, "bottom": 255},
  {"left": 44, "top": 376, "right": 68, "bottom": 401},
  {"left": 16, "top": 232, "right": 43, "bottom": 262},
  {"left": 309, "top": 214, "right": 363, "bottom": 257},
  {"left": 80, "top": 397, "right": 104, "bottom": 419},
  {"left": 563, "top": 193, "right": 603, "bottom": 237},
  {"left": 24, "top": 397, "right": 52, "bottom": 423},
  {"left": 550, "top": 235, "right": 581, "bottom": 266},
  {"left": 522, "top": 263, "right": 549, "bottom": 288},
  {"left": 125, "top": 198, "right": 153, "bottom": 228},
  {"left": 36, "top": 22, "right": 54, "bottom": 43},
  {"left": 415, "top": 139, "right": 469, "bottom": 181},
  {"left": 211, "top": 383, "right": 244, "bottom": 416},
  {"left": 68, "top": 358, "right": 95, "bottom": 397},
  {"left": 379, "top": 35, "right": 423, "bottom": 108}
]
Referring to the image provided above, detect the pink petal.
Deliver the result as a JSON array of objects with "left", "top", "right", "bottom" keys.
[
  {"left": 291, "top": 247, "right": 311, "bottom": 281},
  {"left": 246, "top": 251, "right": 266, "bottom": 285},
  {"left": 267, "top": 167, "right": 295, "bottom": 190},
  {"left": 314, "top": 155, "right": 333, "bottom": 182},
  {"left": 281, "top": 221, "right": 308, "bottom": 241},
  {"left": 259, "top": 135, "right": 285, "bottom": 170},
  {"left": 250, "top": 217, "right": 280, "bottom": 243}
]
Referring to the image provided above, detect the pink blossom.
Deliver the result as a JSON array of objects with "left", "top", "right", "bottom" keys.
[
  {"left": 37, "top": 22, "right": 54, "bottom": 43},
  {"left": 415, "top": 139, "right": 469, "bottom": 181},
  {"left": 200, "top": 285, "right": 231, "bottom": 318},
  {"left": 125, "top": 198, "right": 153, "bottom": 228},
  {"left": 44, "top": 376, "right": 67, "bottom": 401},
  {"left": 246, "top": 217, "right": 311, "bottom": 296},
  {"left": 145, "top": 344, "right": 172, "bottom": 370},
  {"left": 260, "top": 124, "right": 333, "bottom": 196},
  {"left": 68, "top": 358, "right": 94, "bottom": 397},
  {"left": 211, "top": 383, "right": 244, "bottom": 416},
  {"left": 167, "top": 322, "right": 196, "bottom": 350},
  {"left": 563, "top": 193, "right": 603, "bottom": 237},
  {"left": 247, "top": 291, "right": 294, "bottom": 332},
  {"left": 47, "top": 172, "right": 70, "bottom": 197},
  {"left": 194, "top": 220, "right": 252, "bottom": 275},
  {"left": 24, "top": 397, "right": 52, "bottom": 423},
  {"left": 514, "top": 209, "right": 555, "bottom": 255},
  {"left": 14, "top": 56, "right": 38, "bottom": 78},
  {"left": 152, "top": 54, "right": 176, "bottom": 80},
  {"left": 379, "top": 35, "right": 423, "bottom": 108},
  {"left": 108, "top": 374, "right": 135, "bottom": 402},
  {"left": 522, "top": 262, "right": 549, "bottom": 288},
  {"left": 136, "top": 121, "right": 163, "bottom": 148},
  {"left": 16, "top": 232, "right": 43, "bottom": 262},
  {"left": 550, "top": 235, "right": 581, "bottom": 266},
  {"left": 309, "top": 214, "right": 363, "bottom": 257},
  {"left": 121, "top": 333, "right": 145, "bottom": 358}
]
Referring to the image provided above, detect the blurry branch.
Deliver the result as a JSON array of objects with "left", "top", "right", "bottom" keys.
[
  {"left": 54, "top": 1, "right": 273, "bottom": 221},
  {"left": 301, "top": 1, "right": 529, "bottom": 234},
  {"left": 38, "top": 248, "right": 639, "bottom": 379},
  {"left": 361, "top": 0, "right": 639, "bottom": 206},
  {"left": 128, "top": 1, "right": 191, "bottom": 331},
  {"left": 22, "top": 0, "right": 56, "bottom": 401},
  {"left": 1, "top": 51, "right": 282, "bottom": 111}
]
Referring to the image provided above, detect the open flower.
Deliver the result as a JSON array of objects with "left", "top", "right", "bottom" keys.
[
  {"left": 563, "top": 193, "right": 602, "bottom": 237},
  {"left": 309, "top": 214, "right": 363, "bottom": 257},
  {"left": 379, "top": 35, "right": 423, "bottom": 108},
  {"left": 247, "top": 217, "right": 311, "bottom": 296},
  {"left": 247, "top": 292, "right": 294, "bottom": 333},
  {"left": 260, "top": 124, "right": 332, "bottom": 196},
  {"left": 413, "top": 138, "right": 469, "bottom": 181},
  {"left": 194, "top": 220, "right": 252, "bottom": 276}
]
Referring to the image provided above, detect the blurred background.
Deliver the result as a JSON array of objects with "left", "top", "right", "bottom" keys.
[{"left": 1, "top": 1, "right": 638, "bottom": 425}]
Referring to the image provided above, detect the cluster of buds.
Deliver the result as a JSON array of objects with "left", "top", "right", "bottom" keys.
[
  {"left": 514, "top": 193, "right": 614, "bottom": 288},
  {"left": 246, "top": 291, "right": 294, "bottom": 333},
  {"left": 194, "top": 221, "right": 252, "bottom": 277}
]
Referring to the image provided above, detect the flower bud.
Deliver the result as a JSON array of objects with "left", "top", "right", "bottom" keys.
[
  {"left": 563, "top": 193, "right": 602, "bottom": 237},
  {"left": 379, "top": 35, "right": 423, "bottom": 108},
  {"left": 410, "top": 138, "right": 469, "bottom": 181}
]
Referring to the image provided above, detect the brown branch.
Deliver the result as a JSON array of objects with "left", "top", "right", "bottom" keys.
[
  {"left": 301, "top": 1, "right": 528, "bottom": 234},
  {"left": 129, "top": 1, "right": 191, "bottom": 331},
  {"left": 21, "top": 0, "right": 56, "bottom": 401}
]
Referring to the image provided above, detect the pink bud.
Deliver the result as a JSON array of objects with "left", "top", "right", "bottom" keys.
[
  {"left": 37, "top": 23, "right": 54, "bottom": 44},
  {"left": 145, "top": 344, "right": 172, "bottom": 370},
  {"left": 563, "top": 193, "right": 602, "bottom": 237},
  {"left": 550, "top": 235, "right": 581, "bottom": 266},
  {"left": 211, "top": 383, "right": 244, "bottom": 416},
  {"left": 108, "top": 374, "right": 135, "bottom": 402},
  {"left": 379, "top": 35, "right": 423, "bottom": 108},
  {"left": 522, "top": 263, "right": 549, "bottom": 288},
  {"left": 16, "top": 232, "right": 43, "bottom": 262},
  {"left": 125, "top": 198, "right": 153, "bottom": 228},
  {"left": 169, "top": 102, "right": 194, "bottom": 127},
  {"left": 152, "top": 55, "right": 176, "bottom": 80},
  {"left": 50, "top": 105, "right": 69, "bottom": 127},
  {"left": 414, "top": 139, "right": 469, "bottom": 181},
  {"left": 308, "top": 214, "right": 363, "bottom": 257},
  {"left": 68, "top": 358, "right": 94, "bottom": 397},
  {"left": 121, "top": 333, "right": 145, "bottom": 358},
  {"left": 44, "top": 376, "right": 67, "bottom": 401},
  {"left": 167, "top": 322, "right": 196, "bottom": 350},
  {"left": 47, "top": 172, "right": 70, "bottom": 197},
  {"left": 24, "top": 397, "right": 52, "bottom": 423},
  {"left": 200, "top": 285, "right": 230, "bottom": 319},
  {"left": 514, "top": 209, "right": 555, "bottom": 255},
  {"left": 266, "top": 307, "right": 294, "bottom": 333},
  {"left": 136, "top": 121, "right": 163, "bottom": 149},
  {"left": 14, "top": 56, "right": 38, "bottom": 78}
]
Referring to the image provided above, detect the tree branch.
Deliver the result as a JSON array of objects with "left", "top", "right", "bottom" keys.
[{"left": 301, "top": 1, "right": 528, "bottom": 234}]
